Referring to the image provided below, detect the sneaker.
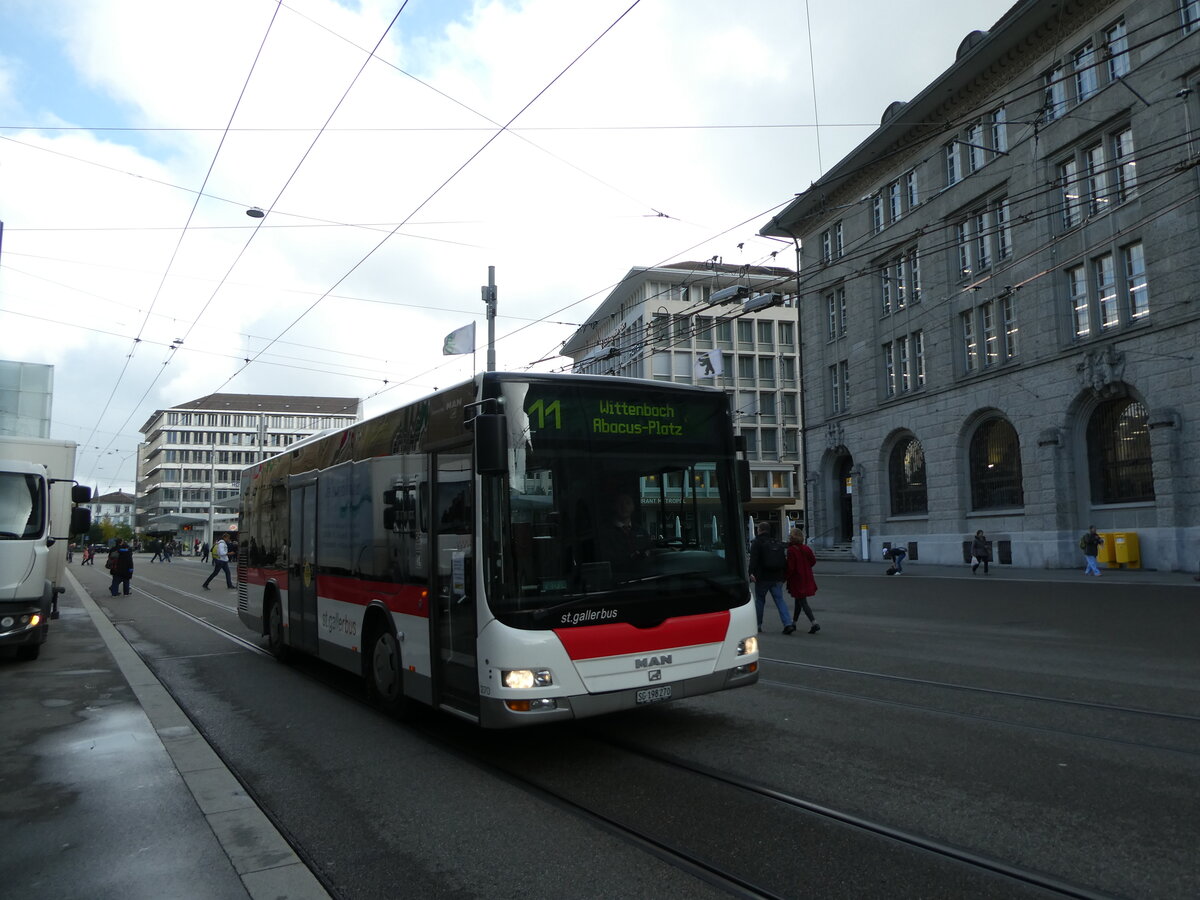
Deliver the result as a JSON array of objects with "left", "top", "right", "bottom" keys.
[
  {"left": 783, "top": 624, "right": 796, "bottom": 635},
  {"left": 808, "top": 623, "right": 820, "bottom": 634}
]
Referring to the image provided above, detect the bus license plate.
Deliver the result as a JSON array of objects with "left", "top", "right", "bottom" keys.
[{"left": 636, "top": 685, "right": 673, "bottom": 705}]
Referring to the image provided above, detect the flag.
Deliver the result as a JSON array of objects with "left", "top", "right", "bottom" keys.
[
  {"left": 694, "top": 349, "right": 723, "bottom": 378},
  {"left": 442, "top": 322, "right": 476, "bottom": 355}
]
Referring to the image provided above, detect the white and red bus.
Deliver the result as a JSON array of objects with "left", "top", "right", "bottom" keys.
[{"left": 237, "top": 372, "right": 759, "bottom": 727}]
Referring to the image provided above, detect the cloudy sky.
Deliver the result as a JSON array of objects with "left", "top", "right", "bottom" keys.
[{"left": 0, "top": 0, "right": 1015, "bottom": 492}]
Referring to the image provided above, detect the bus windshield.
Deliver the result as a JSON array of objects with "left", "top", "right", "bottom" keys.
[{"left": 489, "top": 379, "right": 745, "bottom": 627}]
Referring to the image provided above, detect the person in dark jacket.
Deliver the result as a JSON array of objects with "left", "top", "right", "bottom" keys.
[
  {"left": 107, "top": 540, "right": 134, "bottom": 596},
  {"left": 749, "top": 522, "right": 795, "bottom": 634},
  {"left": 785, "top": 528, "right": 820, "bottom": 634},
  {"left": 971, "top": 530, "right": 991, "bottom": 574}
]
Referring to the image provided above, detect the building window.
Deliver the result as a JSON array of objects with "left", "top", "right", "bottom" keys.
[
  {"left": 1087, "top": 398, "right": 1154, "bottom": 503},
  {"left": 991, "top": 106, "right": 1008, "bottom": 154},
  {"left": 834, "top": 221, "right": 844, "bottom": 258},
  {"left": 830, "top": 361, "right": 849, "bottom": 414},
  {"left": 966, "top": 122, "right": 985, "bottom": 173},
  {"left": 1002, "top": 294, "right": 1019, "bottom": 360},
  {"left": 889, "top": 180, "right": 902, "bottom": 222},
  {"left": 880, "top": 249, "right": 920, "bottom": 313},
  {"left": 1186, "top": 0, "right": 1200, "bottom": 33},
  {"left": 883, "top": 330, "right": 924, "bottom": 396},
  {"left": 1074, "top": 41, "right": 1098, "bottom": 102},
  {"left": 673, "top": 315, "right": 691, "bottom": 343},
  {"left": 1106, "top": 20, "right": 1129, "bottom": 78},
  {"left": 872, "top": 194, "right": 884, "bottom": 233},
  {"left": 962, "top": 310, "right": 979, "bottom": 372},
  {"left": 1060, "top": 158, "right": 1083, "bottom": 228},
  {"left": 1112, "top": 127, "right": 1137, "bottom": 201},
  {"left": 969, "top": 418, "right": 1024, "bottom": 509},
  {"left": 737, "top": 320, "right": 754, "bottom": 347},
  {"left": 758, "top": 356, "right": 776, "bottom": 386},
  {"left": 737, "top": 356, "right": 755, "bottom": 382},
  {"left": 696, "top": 315, "right": 713, "bottom": 349},
  {"left": 757, "top": 320, "right": 774, "bottom": 347},
  {"left": 956, "top": 198, "right": 1009, "bottom": 279},
  {"left": 945, "top": 141, "right": 961, "bottom": 186},
  {"left": 780, "top": 356, "right": 795, "bottom": 383},
  {"left": 778, "top": 321, "right": 794, "bottom": 347},
  {"left": 715, "top": 320, "right": 733, "bottom": 346},
  {"left": 905, "top": 170, "right": 919, "bottom": 209},
  {"left": 821, "top": 229, "right": 832, "bottom": 264},
  {"left": 889, "top": 436, "right": 927, "bottom": 516},
  {"left": 1067, "top": 242, "right": 1148, "bottom": 339},
  {"left": 1044, "top": 65, "right": 1067, "bottom": 120}
]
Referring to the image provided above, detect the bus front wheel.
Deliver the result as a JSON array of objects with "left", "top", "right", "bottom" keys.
[{"left": 367, "top": 629, "right": 410, "bottom": 718}]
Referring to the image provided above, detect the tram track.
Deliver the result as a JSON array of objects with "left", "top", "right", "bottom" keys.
[
  {"left": 757, "top": 657, "right": 1200, "bottom": 757},
  {"left": 101, "top": 584, "right": 1147, "bottom": 898}
]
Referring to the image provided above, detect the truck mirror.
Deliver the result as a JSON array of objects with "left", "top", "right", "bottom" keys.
[
  {"left": 474, "top": 414, "right": 508, "bottom": 475},
  {"left": 72, "top": 484, "right": 93, "bottom": 503},
  {"left": 70, "top": 507, "right": 92, "bottom": 535}
]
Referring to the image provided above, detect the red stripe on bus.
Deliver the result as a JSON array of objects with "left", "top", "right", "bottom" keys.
[
  {"left": 315, "top": 575, "right": 429, "bottom": 618},
  {"left": 244, "top": 567, "right": 288, "bottom": 589},
  {"left": 554, "top": 610, "right": 731, "bottom": 660}
]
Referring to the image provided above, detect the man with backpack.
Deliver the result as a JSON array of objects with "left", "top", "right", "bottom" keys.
[{"left": 749, "top": 522, "right": 796, "bottom": 634}]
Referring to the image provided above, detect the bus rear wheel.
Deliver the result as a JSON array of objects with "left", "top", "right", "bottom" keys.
[
  {"left": 367, "top": 629, "right": 410, "bottom": 718},
  {"left": 266, "top": 596, "right": 289, "bottom": 661}
]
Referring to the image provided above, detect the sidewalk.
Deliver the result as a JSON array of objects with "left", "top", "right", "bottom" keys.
[
  {"left": 812, "top": 556, "right": 1200, "bottom": 586},
  {"left": 0, "top": 566, "right": 330, "bottom": 900}
]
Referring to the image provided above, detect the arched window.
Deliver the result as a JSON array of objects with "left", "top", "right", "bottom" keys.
[
  {"left": 969, "top": 418, "right": 1024, "bottom": 509},
  {"left": 1087, "top": 398, "right": 1154, "bottom": 503},
  {"left": 889, "top": 436, "right": 927, "bottom": 515}
]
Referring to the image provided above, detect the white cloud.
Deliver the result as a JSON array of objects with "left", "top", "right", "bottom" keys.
[{"left": 0, "top": 0, "right": 1015, "bottom": 490}]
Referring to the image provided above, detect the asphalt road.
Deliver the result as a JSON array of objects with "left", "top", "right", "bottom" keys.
[{"left": 72, "top": 555, "right": 1200, "bottom": 899}]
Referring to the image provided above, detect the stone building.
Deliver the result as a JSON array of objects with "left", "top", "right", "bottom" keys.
[
  {"left": 761, "top": 0, "right": 1200, "bottom": 570},
  {"left": 561, "top": 261, "right": 805, "bottom": 532}
]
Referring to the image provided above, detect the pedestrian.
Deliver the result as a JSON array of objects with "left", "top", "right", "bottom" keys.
[
  {"left": 971, "top": 529, "right": 991, "bottom": 574},
  {"left": 785, "top": 527, "right": 820, "bottom": 634},
  {"left": 106, "top": 540, "right": 134, "bottom": 596},
  {"left": 1079, "top": 526, "right": 1104, "bottom": 576},
  {"left": 194, "top": 538, "right": 200, "bottom": 556},
  {"left": 202, "top": 532, "right": 235, "bottom": 590},
  {"left": 163, "top": 540, "right": 173, "bottom": 563},
  {"left": 201, "top": 540, "right": 210, "bottom": 563},
  {"left": 884, "top": 542, "right": 907, "bottom": 574},
  {"left": 149, "top": 539, "right": 162, "bottom": 563},
  {"left": 749, "top": 522, "right": 795, "bottom": 634}
]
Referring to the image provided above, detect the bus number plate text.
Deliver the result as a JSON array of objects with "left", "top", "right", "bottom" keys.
[{"left": 636, "top": 685, "right": 673, "bottom": 705}]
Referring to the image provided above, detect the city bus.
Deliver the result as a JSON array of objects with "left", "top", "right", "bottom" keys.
[{"left": 236, "top": 372, "right": 759, "bottom": 727}]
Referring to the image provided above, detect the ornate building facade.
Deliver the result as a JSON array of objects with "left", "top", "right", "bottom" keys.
[{"left": 762, "top": 0, "right": 1200, "bottom": 570}]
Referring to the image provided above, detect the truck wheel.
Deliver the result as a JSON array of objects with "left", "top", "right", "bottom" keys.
[
  {"left": 266, "top": 597, "right": 290, "bottom": 661},
  {"left": 16, "top": 643, "right": 40, "bottom": 661},
  {"left": 367, "top": 629, "right": 411, "bottom": 718}
]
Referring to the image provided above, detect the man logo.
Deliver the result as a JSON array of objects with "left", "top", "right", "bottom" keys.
[
  {"left": 635, "top": 655, "right": 672, "bottom": 669},
  {"left": 648, "top": 670, "right": 662, "bottom": 681}
]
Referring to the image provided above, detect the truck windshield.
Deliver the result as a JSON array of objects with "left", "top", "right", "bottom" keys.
[
  {"left": 487, "top": 380, "right": 745, "bottom": 627},
  {"left": 0, "top": 473, "right": 45, "bottom": 540}
]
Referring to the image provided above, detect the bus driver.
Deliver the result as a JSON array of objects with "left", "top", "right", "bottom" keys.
[{"left": 600, "top": 492, "right": 650, "bottom": 571}]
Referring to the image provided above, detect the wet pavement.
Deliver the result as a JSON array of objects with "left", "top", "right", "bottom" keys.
[
  {"left": 1, "top": 552, "right": 1192, "bottom": 900},
  {"left": 0, "top": 564, "right": 329, "bottom": 900}
]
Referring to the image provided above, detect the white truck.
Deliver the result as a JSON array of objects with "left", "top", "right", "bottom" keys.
[{"left": 0, "top": 438, "right": 92, "bottom": 660}]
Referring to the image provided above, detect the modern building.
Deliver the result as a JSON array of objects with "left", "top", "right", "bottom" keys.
[
  {"left": 0, "top": 360, "right": 53, "bottom": 438},
  {"left": 761, "top": 0, "right": 1200, "bottom": 571},
  {"left": 561, "top": 261, "right": 804, "bottom": 533},
  {"left": 137, "top": 393, "right": 362, "bottom": 539},
  {"left": 89, "top": 491, "right": 136, "bottom": 531}
]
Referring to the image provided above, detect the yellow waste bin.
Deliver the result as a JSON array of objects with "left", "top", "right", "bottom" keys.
[
  {"left": 1096, "top": 532, "right": 1117, "bottom": 566},
  {"left": 1113, "top": 532, "right": 1140, "bottom": 568}
]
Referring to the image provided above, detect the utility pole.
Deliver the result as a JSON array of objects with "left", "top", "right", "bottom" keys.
[
  {"left": 482, "top": 266, "right": 497, "bottom": 372},
  {"left": 208, "top": 441, "right": 216, "bottom": 547}
]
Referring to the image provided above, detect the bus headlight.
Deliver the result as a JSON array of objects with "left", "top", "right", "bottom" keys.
[
  {"left": 737, "top": 636, "right": 758, "bottom": 656},
  {"left": 501, "top": 668, "right": 553, "bottom": 689}
]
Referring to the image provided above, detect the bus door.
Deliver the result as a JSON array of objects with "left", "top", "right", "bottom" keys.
[
  {"left": 288, "top": 478, "right": 319, "bottom": 654},
  {"left": 430, "top": 449, "right": 478, "bottom": 718}
]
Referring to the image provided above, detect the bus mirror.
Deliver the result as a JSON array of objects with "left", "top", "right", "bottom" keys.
[
  {"left": 474, "top": 414, "right": 508, "bottom": 475},
  {"left": 737, "top": 460, "right": 751, "bottom": 504},
  {"left": 734, "top": 434, "right": 747, "bottom": 454},
  {"left": 72, "top": 484, "right": 93, "bottom": 503},
  {"left": 382, "top": 508, "right": 397, "bottom": 530}
]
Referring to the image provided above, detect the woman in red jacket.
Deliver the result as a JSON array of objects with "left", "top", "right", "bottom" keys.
[{"left": 785, "top": 528, "right": 820, "bottom": 634}]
